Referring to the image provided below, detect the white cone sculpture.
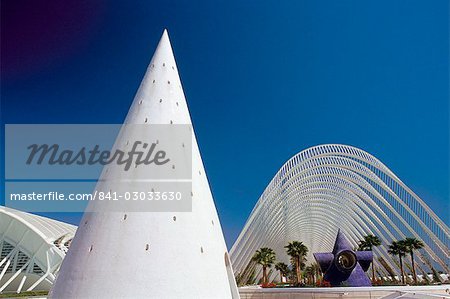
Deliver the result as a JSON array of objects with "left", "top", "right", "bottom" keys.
[{"left": 50, "top": 30, "right": 239, "bottom": 299}]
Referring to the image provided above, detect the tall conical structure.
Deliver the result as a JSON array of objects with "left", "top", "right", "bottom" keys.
[{"left": 50, "top": 30, "right": 239, "bottom": 298}]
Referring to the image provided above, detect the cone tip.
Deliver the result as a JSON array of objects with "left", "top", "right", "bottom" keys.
[{"left": 162, "top": 28, "right": 169, "bottom": 39}]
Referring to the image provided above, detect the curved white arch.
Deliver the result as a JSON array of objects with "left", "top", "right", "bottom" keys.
[
  {"left": 0, "top": 207, "right": 76, "bottom": 293},
  {"left": 230, "top": 144, "right": 449, "bottom": 284}
]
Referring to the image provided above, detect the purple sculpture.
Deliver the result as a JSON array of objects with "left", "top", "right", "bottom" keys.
[{"left": 314, "top": 229, "right": 373, "bottom": 287}]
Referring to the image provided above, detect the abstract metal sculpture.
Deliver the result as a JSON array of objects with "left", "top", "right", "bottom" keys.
[{"left": 314, "top": 230, "right": 372, "bottom": 287}]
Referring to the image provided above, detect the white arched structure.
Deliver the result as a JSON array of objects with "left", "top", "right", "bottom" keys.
[
  {"left": 230, "top": 144, "right": 449, "bottom": 284},
  {"left": 0, "top": 207, "right": 76, "bottom": 293}
]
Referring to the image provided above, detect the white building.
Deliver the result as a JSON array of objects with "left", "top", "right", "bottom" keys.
[{"left": 0, "top": 207, "right": 76, "bottom": 293}]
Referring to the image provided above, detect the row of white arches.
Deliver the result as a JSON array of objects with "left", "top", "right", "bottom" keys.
[{"left": 230, "top": 144, "right": 449, "bottom": 283}]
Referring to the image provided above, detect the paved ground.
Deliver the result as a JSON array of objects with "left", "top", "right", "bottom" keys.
[{"left": 239, "top": 285, "right": 450, "bottom": 299}]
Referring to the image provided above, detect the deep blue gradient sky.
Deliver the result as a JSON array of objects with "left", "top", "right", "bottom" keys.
[{"left": 2, "top": 0, "right": 449, "bottom": 248}]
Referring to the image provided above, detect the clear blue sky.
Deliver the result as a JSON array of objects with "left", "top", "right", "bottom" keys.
[{"left": 1, "top": 0, "right": 449, "bottom": 247}]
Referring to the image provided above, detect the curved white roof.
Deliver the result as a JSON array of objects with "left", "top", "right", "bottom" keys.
[
  {"left": 0, "top": 207, "right": 77, "bottom": 293},
  {"left": 0, "top": 207, "right": 76, "bottom": 243}
]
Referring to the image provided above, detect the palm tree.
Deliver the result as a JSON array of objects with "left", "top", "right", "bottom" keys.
[
  {"left": 311, "top": 262, "right": 321, "bottom": 284},
  {"left": 252, "top": 247, "right": 276, "bottom": 285},
  {"left": 358, "top": 235, "right": 382, "bottom": 282},
  {"left": 274, "top": 262, "right": 289, "bottom": 283},
  {"left": 388, "top": 240, "right": 407, "bottom": 284},
  {"left": 402, "top": 237, "right": 425, "bottom": 284},
  {"left": 285, "top": 241, "right": 308, "bottom": 284},
  {"left": 287, "top": 265, "right": 297, "bottom": 283},
  {"left": 304, "top": 264, "right": 320, "bottom": 285},
  {"left": 304, "top": 265, "right": 314, "bottom": 285}
]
